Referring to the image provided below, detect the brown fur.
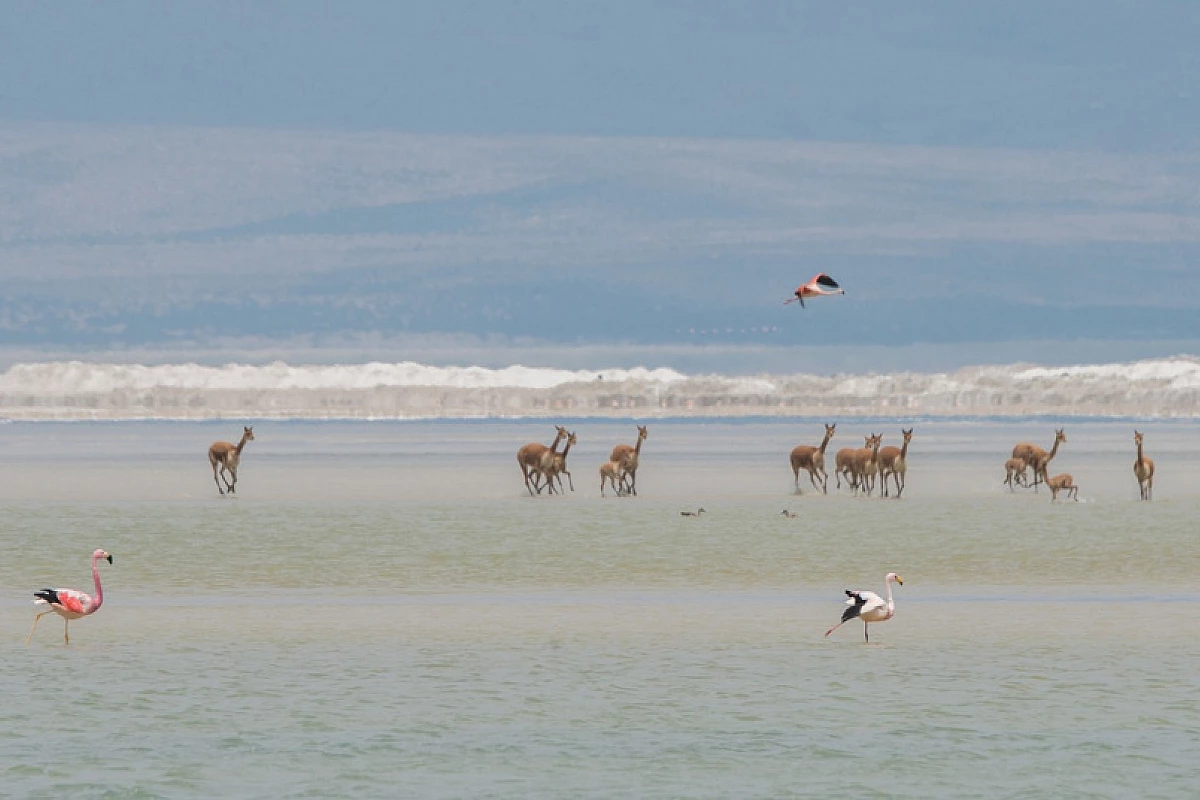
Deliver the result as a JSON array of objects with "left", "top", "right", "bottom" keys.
[
  {"left": 835, "top": 435, "right": 873, "bottom": 491},
  {"left": 1012, "top": 429, "right": 1066, "bottom": 490},
  {"left": 790, "top": 423, "right": 836, "bottom": 493},
  {"left": 1134, "top": 430, "right": 1155, "bottom": 501},
  {"left": 1045, "top": 472, "right": 1079, "bottom": 502},
  {"left": 1003, "top": 457, "right": 1030, "bottom": 491},
  {"left": 535, "top": 431, "right": 577, "bottom": 495},
  {"left": 208, "top": 426, "right": 254, "bottom": 495},
  {"left": 878, "top": 428, "right": 913, "bottom": 498},
  {"left": 852, "top": 433, "right": 884, "bottom": 496},
  {"left": 610, "top": 425, "right": 648, "bottom": 497},
  {"left": 599, "top": 460, "right": 624, "bottom": 497},
  {"left": 517, "top": 426, "right": 567, "bottom": 496}
]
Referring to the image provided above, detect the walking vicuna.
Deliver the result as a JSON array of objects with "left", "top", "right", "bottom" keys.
[
  {"left": 517, "top": 426, "right": 567, "bottom": 496},
  {"left": 878, "top": 428, "right": 913, "bottom": 498},
  {"left": 1133, "top": 430, "right": 1155, "bottom": 501},
  {"left": 610, "top": 425, "right": 648, "bottom": 497},
  {"left": 1045, "top": 472, "right": 1079, "bottom": 502},
  {"left": 536, "top": 430, "right": 578, "bottom": 494},
  {"left": 790, "top": 423, "right": 836, "bottom": 494},
  {"left": 208, "top": 426, "right": 254, "bottom": 495}
]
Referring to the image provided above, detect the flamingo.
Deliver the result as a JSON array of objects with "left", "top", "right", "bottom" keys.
[
  {"left": 26, "top": 549, "right": 113, "bottom": 645},
  {"left": 783, "top": 273, "right": 845, "bottom": 308},
  {"left": 824, "top": 572, "right": 903, "bottom": 643}
]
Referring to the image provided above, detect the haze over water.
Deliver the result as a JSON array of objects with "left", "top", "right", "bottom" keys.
[{"left": 4, "top": 418, "right": 1200, "bottom": 798}]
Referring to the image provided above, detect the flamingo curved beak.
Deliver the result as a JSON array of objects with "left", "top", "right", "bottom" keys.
[
  {"left": 106, "top": 554, "right": 114, "bottom": 564},
  {"left": 895, "top": 575, "right": 903, "bottom": 585}
]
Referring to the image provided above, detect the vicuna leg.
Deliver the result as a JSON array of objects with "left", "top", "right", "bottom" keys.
[{"left": 211, "top": 456, "right": 226, "bottom": 495}]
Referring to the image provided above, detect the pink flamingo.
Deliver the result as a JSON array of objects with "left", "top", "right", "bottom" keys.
[
  {"left": 26, "top": 549, "right": 113, "bottom": 645},
  {"left": 783, "top": 272, "right": 845, "bottom": 308}
]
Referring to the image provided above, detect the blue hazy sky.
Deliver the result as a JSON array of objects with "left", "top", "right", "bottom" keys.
[{"left": 1, "top": 1, "right": 1198, "bottom": 369}]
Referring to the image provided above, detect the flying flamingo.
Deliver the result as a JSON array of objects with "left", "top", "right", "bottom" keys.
[
  {"left": 783, "top": 273, "right": 845, "bottom": 308},
  {"left": 26, "top": 549, "right": 113, "bottom": 645},
  {"left": 824, "top": 572, "right": 903, "bottom": 643}
]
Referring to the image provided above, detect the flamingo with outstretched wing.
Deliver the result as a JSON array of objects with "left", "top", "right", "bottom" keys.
[
  {"left": 825, "top": 572, "right": 903, "bottom": 643},
  {"left": 784, "top": 273, "right": 845, "bottom": 308}
]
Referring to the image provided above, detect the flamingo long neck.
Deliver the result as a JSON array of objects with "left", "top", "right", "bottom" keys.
[
  {"left": 91, "top": 553, "right": 104, "bottom": 610},
  {"left": 883, "top": 577, "right": 895, "bottom": 612}
]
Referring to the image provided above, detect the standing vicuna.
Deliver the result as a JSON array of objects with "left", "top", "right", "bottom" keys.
[
  {"left": 517, "top": 426, "right": 567, "bottom": 496},
  {"left": 835, "top": 435, "right": 872, "bottom": 492},
  {"left": 1003, "top": 457, "right": 1030, "bottom": 491},
  {"left": 1012, "top": 429, "right": 1066, "bottom": 491},
  {"left": 1133, "top": 430, "right": 1155, "bottom": 501},
  {"left": 208, "top": 426, "right": 254, "bottom": 495},
  {"left": 790, "top": 423, "right": 836, "bottom": 494},
  {"left": 878, "top": 428, "right": 913, "bottom": 498},
  {"left": 536, "top": 430, "right": 578, "bottom": 495},
  {"left": 1045, "top": 472, "right": 1080, "bottom": 502},
  {"left": 610, "top": 425, "right": 648, "bottom": 497},
  {"left": 853, "top": 433, "right": 884, "bottom": 496}
]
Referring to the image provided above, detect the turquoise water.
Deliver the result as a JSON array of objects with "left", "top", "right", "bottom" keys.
[{"left": 3, "top": 420, "right": 1200, "bottom": 798}]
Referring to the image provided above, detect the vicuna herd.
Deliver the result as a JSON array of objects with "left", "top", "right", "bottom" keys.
[
  {"left": 510, "top": 423, "right": 1155, "bottom": 502},
  {"left": 199, "top": 424, "right": 1157, "bottom": 503},
  {"left": 517, "top": 425, "right": 648, "bottom": 497},
  {"left": 1003, "top": 428, "right": 1157, "bottom": 502}
]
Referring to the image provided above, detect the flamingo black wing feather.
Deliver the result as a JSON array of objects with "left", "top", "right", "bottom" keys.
[
  {"left": 815, "top": 273, "right": 840, "bottom": 290},
  {"left": 841, "top": 590, "right": 866, "bottom": 622}
]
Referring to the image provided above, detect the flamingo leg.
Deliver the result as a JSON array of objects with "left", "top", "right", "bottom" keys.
[
  {"left": 864, "top": 622, "right": 869, "bottom": 643},
  {"left": 64, "top": 618, "right": 70, "bottom": 644},
  {"left": 26, "top": 610, "right": 53, "bottom": 646}
]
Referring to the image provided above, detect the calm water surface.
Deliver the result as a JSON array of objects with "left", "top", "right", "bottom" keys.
[{"left": 3, "top": 420, "right": 1200, "bottom": 798}]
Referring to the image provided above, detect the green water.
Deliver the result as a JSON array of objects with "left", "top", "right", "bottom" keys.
[{"left": 3, "top": 420, "right": 1200, "bottom": 798}]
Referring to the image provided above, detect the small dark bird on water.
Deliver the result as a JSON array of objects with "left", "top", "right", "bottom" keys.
[
  {"left": 781, "top": 510, "right": 797, "bottom": 518},
  {"left": 680, "top": 508, "right": 706, "bottom": 517}
]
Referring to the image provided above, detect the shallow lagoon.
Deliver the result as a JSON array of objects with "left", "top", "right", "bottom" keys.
[{"left": 3, "top": 419, "right": 1199, "bottom": 798}]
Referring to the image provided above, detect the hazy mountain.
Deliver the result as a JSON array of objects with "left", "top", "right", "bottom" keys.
[{"left": 1, "top": 2, "right": 1198, "bottom": 367}]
